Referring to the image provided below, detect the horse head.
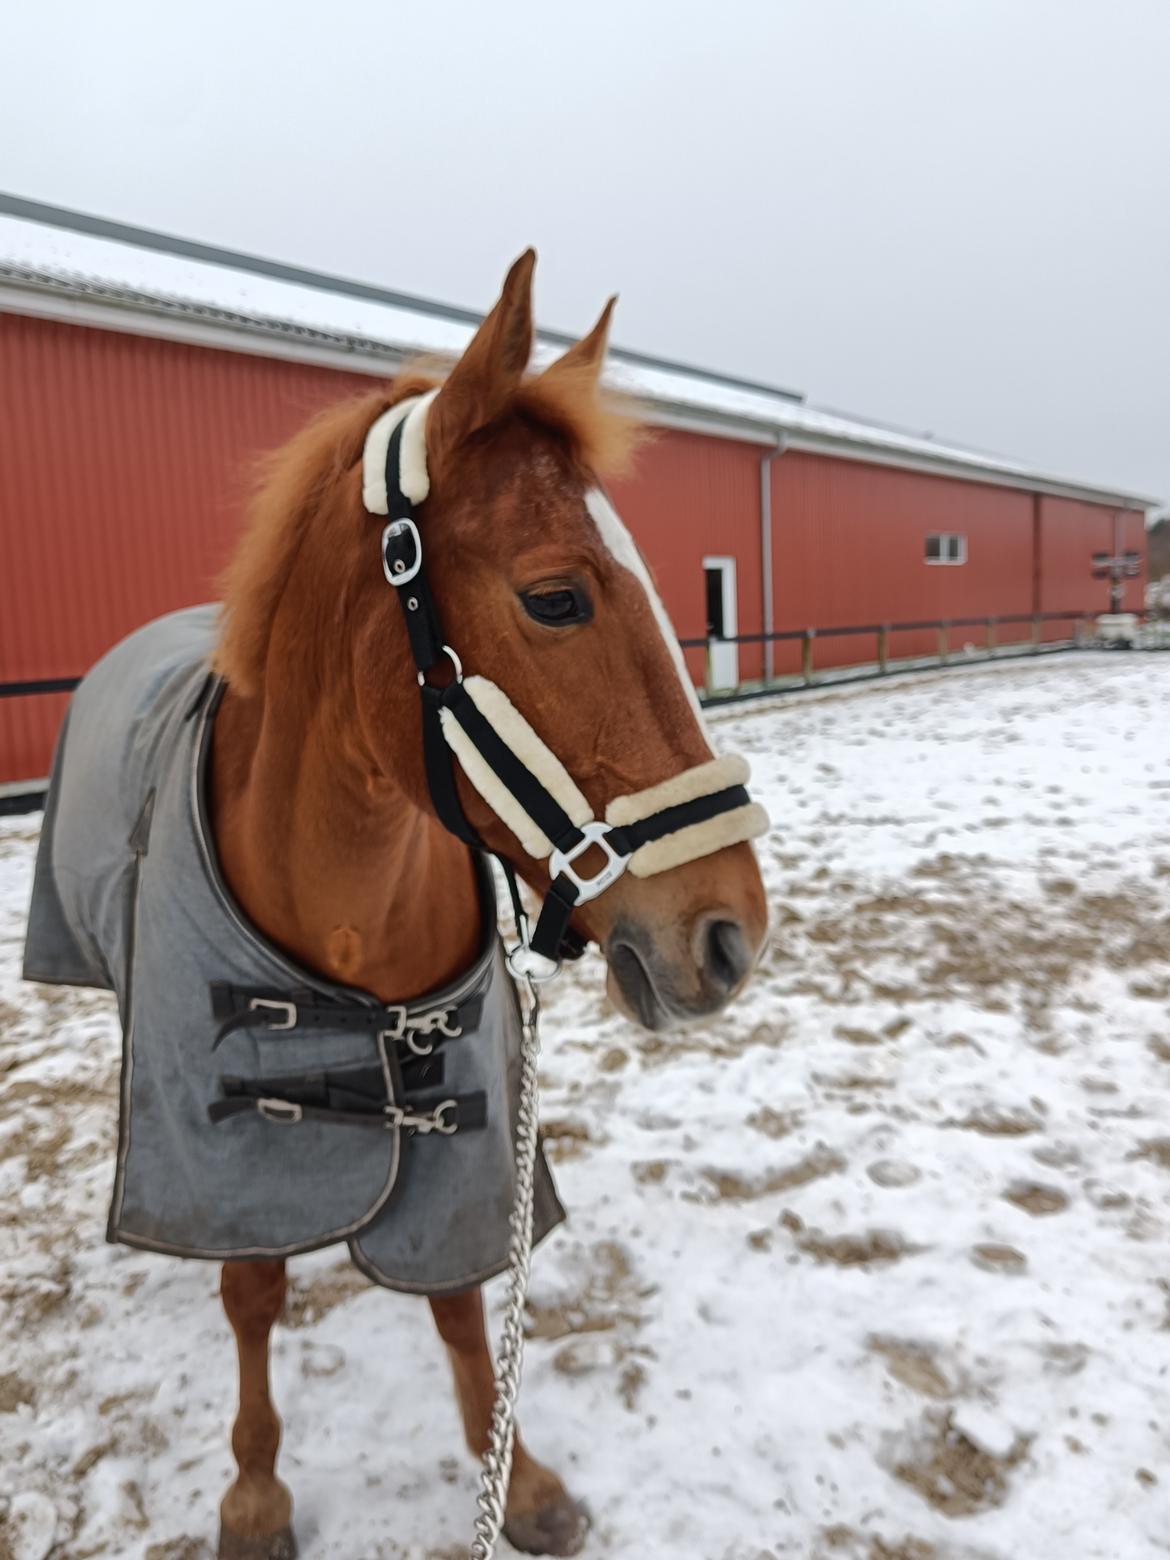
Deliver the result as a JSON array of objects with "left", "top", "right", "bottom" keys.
[{"left": 218, "top": 251, "right": 767, "bottom": 1030}]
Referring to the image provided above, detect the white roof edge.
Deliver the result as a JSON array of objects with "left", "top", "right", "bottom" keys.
[{"left": 0, "top": 212, "right": 1160, "bottom": 513}]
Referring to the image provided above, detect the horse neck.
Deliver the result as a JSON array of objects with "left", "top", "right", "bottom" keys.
[{"left": 208, "top": 681, "right": 483, "bottom": 1004}]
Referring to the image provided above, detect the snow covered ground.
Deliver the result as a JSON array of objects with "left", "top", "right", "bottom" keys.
[{"left": 2, "top": 652, "right": 1169, "bottom": 1560}]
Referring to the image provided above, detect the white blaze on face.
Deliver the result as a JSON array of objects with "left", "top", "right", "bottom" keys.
[{"left": 584, "top": 488, "right": 713, "bottom": 745}]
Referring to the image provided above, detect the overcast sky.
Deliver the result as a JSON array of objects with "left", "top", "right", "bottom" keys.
[{"left": 2, "top": 0, "right": 1167, "bottom": 503}]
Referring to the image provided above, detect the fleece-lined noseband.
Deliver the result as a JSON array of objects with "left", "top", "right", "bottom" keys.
[{"left": 362, "top": 394, "right": 768, "bottom": 967}]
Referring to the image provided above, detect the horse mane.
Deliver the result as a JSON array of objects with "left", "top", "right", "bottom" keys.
[{"left": 215, "top": 364, "right": 644, "bottom": 696}]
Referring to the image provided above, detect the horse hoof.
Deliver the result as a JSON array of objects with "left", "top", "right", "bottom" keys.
[
  {"left": 217, "top": 1524, "right": 298, "bottom": 1560},
  {"left": 504, "top": 1494, "right": 590, "bottom": 1556}
]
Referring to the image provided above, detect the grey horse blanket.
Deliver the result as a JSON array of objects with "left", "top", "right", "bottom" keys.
[{"left": 23, "top": 606, "right": 564, "bottom": 1291}]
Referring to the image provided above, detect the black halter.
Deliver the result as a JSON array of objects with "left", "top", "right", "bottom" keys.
[{"left": 379, "top": 417, "right": 753, "bottom": 967}]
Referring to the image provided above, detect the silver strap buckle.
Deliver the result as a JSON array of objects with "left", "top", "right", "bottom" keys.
[
  {"left": 249, "top": 997, "right": 297, "bottom": 1031},
  {"left": 381, "top": 1006, "right": 462, "bottom": 1057},
  {"left": 548, "top": 821, "right": 630, "bottom": 904},
  {"left": 257, "top": 1097, "right": 303, "bottom": 1124},
  {"left": 381, "top": 518, "right": 423, "bottom": 586},
  {"left": 414, "top": 1008, "right": 463, "bottom": 1038},
  {"left": 384, "top": 1098, "right": 458, "bottom": 1135},
  {"left": 379, "top": 1006, "right": 409, "bottom": 1042}
]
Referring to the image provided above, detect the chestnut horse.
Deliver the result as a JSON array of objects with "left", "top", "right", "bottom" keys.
[{"left": 206, "top": 252, "right": 766, "bottom": 1557}]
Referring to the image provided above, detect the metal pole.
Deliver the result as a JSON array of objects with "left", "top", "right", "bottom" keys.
[
  {"left": 1111, "top": 511, "right": 1124, "bottom": 615},
  {"left": 759, "top": 442, "right": 784, "bottom": 683}
]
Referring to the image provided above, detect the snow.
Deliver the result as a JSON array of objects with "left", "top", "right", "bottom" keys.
[{"left": 3, "top": 652, "right": 1170, "bottom": 1559}]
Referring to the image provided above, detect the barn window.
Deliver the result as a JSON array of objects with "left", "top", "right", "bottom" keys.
[{"left": 925, "top": 533, "right": 967, "bottom": 565}]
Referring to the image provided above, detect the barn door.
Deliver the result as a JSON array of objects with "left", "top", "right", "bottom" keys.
[{"left": 703, "top": 556, "right": 739, "bottom": 690}]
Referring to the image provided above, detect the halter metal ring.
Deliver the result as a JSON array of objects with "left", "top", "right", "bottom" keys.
[
  {"left": 417, "top": 645, "right": 463, "bottom": 688},
  {"left": 506, "top": 943, "right": 562, "bottom": 984},
  {"left": 382, "top": 518, "right": 422, "bottom": 586},
  {"left": 549, "top": 821, "right": 630, "bottom": 904}
]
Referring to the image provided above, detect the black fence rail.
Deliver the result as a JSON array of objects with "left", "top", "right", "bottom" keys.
[
  {"left": 0, "top": 610, "right": 1097, "bottom": 707},
  {"left": 679, "top": 609, "right": 1096, "bottom": 697},
  {"left": 0, "top": 676, "right": 82, "bottom": 699}
]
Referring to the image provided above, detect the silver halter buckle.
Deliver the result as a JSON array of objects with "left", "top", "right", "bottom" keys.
[
  {"left": 548, "top": 821, "right": 630, "bottom": 903},
  {"left": 382, "top": 518, "right": 423, "bottom": 586}
]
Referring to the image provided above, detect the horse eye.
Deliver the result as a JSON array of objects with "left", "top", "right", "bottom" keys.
[{"left": 521, "top": 586, "right": 592, "bottom": 627}]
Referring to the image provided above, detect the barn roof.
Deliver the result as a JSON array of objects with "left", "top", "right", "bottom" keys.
[{"left": 0, "top": 194, "right": 1159, "bottom": 511}]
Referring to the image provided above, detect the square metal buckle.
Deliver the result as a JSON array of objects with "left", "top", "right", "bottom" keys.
[
  {"left": 381, "top": 518, "right": 423, "bottom": 587},
  {"left": 548, "top": 821, "right": 630, "bottom": 904},
  {"left": 379, "top": 1005, "right": 409, "bottom": 1041},
  {"left": 248, "top": 998, "right": 297, "bottom": 1031},
  {"left": 257, "top": 1097, "right": 303, "bottom": 1124}
]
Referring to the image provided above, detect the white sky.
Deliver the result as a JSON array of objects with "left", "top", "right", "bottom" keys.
[{"left": 2, "top": 0, "right": 1167, "bottom": 502}]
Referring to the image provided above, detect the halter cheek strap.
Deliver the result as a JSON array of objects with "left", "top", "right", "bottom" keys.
[{"left": 362, "top": 396, "right": 768, "bottom": 966}]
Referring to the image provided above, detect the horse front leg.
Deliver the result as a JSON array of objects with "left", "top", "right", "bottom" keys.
[
  {"left": 218, "top": 1258, "right": 296, "bottom": 1560},
  {"left": 429, "top": 1287, "right": 589, "bottom": 1556}
]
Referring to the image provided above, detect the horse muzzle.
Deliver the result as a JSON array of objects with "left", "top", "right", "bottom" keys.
[{"left": 604, "top": 907, "right": 758, "bottom": 1031}]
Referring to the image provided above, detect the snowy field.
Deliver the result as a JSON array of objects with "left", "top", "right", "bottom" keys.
[{"left": 2, "top": 652, "right": 1169, "bottom": 1560}]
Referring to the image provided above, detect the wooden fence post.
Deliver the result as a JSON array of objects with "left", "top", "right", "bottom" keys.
[
  {"left": 987, "top": 616, "right": 997, "bottom": 655},
  {"left": 801, "top": 629, "right": 815, "bottom": 686},
  {"left": 937, "top": 622, "right": 949, "bottom": 664},
  {"left": 1031, "top": 616, "right": 1042, "bottom": 652},
  {"left": 878, "top": 624, "right": 890, "bottom": 674}
]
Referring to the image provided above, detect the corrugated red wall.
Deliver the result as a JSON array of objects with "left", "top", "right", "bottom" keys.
[
  {"left": 0, "top": 313, "right": 371, "bottom": 786},
  {"left": 773, "top": 452, "right": 1040, "bottom": 669},
  {"left": 0, "top": 311, "right": 1148, "bottom": 788},
  {"left": 609, "top": 429, "right": 765, "bottom": 686},
  {"left": 1036, "top": 496, "right": 1146, "bottom": 613}
]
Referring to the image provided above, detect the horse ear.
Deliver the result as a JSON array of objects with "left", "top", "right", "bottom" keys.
[
  {"left": 428, "top": 249, "right": 536, "bottom": 458},
  {"left": 537, "top": 295, "right": 617, "bottom": 391}
]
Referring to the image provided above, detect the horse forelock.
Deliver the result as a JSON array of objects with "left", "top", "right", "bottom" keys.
[{"left": 214, "top": 365, "right": 645, "bottom": 697}]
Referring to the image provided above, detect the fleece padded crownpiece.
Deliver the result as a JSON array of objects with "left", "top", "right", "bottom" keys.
[
  {"left": 362, "top": 390, "right": 438, "bottom": 515},
  {"left": 439, "top": 676, "right": 594, "bottom": 859}
]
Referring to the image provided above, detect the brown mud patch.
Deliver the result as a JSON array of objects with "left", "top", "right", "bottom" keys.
[
  {"left": 794, "top": 1224, "right": 922, "bottom": 1268},
  {"left": 892, "top": 1409, "right": 1028, "bottom": 1516},
  {"left": 283, "top": 1263, "right": 369, "bottom": 1328},
  {"left": 1002, "top": 1181, "right": 1069, "bottom": 1216},
  {"left": 526, "top": 1240, "right": 650, "bottom": 1342},
  {"left": 698, "top": 1144, "right": 846, "bottom": 1202},
  {"left": 970, "top": 1243, "right": 1027, "bottom": 1275},
  {"left": 945, "top": 1105, "right": 1044, "bottom": 1136},
  {"left": 745, "top": 1105, "right": 801, "bottom": 1139},
  {"left": 1130, "top": 1137, "right": 1170, "bottom": 1171},
  {"left": 0, "top": 1371, "right": 36, "bottom": 1411},
  {"left": 820, "top": 1529, "right": 938, "bottom": 1560},
  {"left": 868, "top": 1338, "right": 952, "bottom": 1400},
  {"left": 540, "top": 1117, "right": 594, "bottom": 1161}
]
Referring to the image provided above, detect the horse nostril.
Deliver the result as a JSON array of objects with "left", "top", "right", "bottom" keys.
[{"left": 700, "top": 917, "right": 751, "bottom": 995}]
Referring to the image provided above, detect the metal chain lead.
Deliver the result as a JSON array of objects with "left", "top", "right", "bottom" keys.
[{"left": 469, "top": 971, "right": 542, "bottom": 1560}]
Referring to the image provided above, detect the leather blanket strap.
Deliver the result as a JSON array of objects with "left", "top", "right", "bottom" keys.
[
  {"left": 210, "top": 1072, "right": 487, "bottom": 1132},
  {"left": 209, "top": 980, "right": 485, "bottom": 1050}
]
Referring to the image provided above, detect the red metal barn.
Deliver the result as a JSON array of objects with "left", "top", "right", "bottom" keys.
[{"left": 0, "top": 201, "right": 1156, "bottom": 795}]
